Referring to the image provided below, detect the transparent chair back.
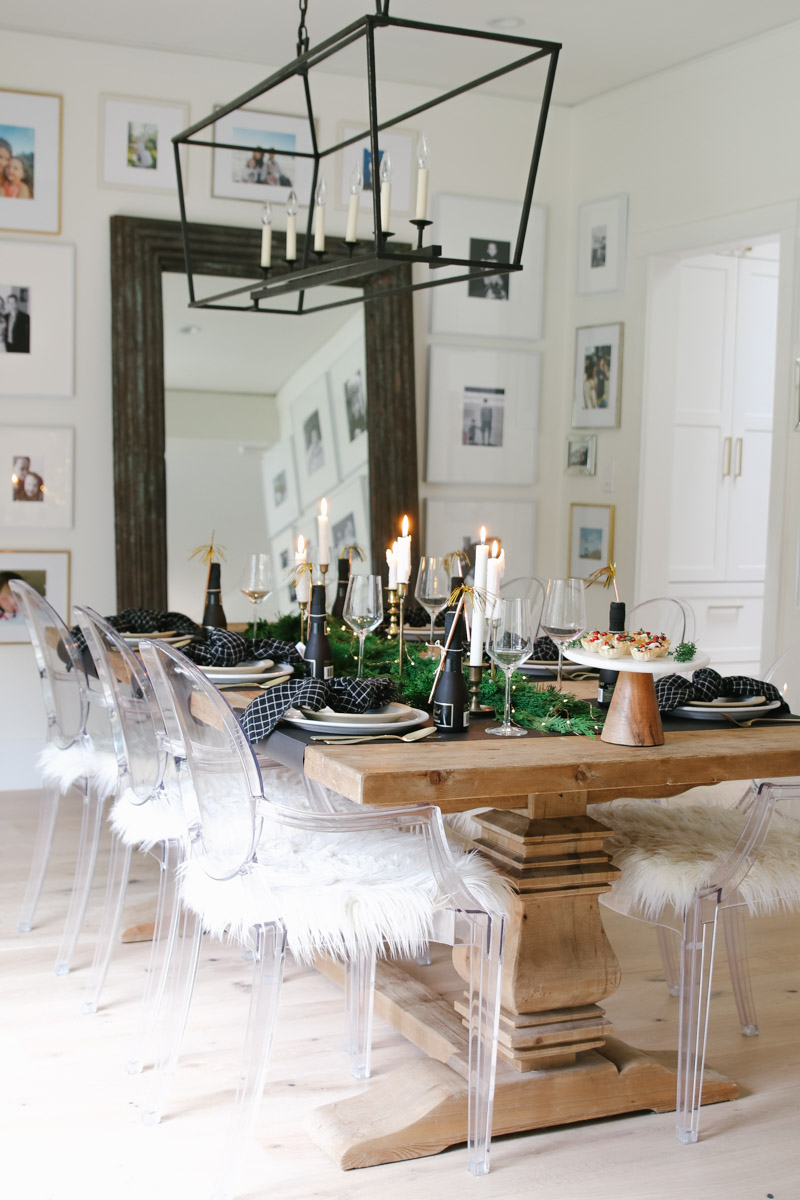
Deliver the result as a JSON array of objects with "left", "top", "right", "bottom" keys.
[
  {"left": 9, "top": 578, "right": 87, "bottom": 749},
  {"left": 500, "top": 576, "right": 545, "bottom": 634},
  {"left": 764, "top": 640, "right": 800, "bottom": 711},
  {"left": 627, "top": 597, "right": 693, "bottom": 646}
]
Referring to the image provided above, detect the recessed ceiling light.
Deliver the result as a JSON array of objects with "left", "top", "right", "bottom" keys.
[
  {"left": 487, "top": 16, "right": 524, "bottom": 31},
  {"left": 179, "top": 323, "right": 202, "bottom": 335}
]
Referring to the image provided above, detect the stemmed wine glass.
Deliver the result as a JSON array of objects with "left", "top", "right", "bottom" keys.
[
  {"left": 239, "top": 553, "right": 273, "bottom": 642},
  {"left": 415, "top": 556, "right": 450, "bottom": 643},
  {"left": 541, "top": 577, "right": 587, "bottom": 691},
  {"left": 485, "top": 597, "right": 535, "bottom": 737},
  {"left": 343, "top": 574, "right": 383, "bottom": 678}
]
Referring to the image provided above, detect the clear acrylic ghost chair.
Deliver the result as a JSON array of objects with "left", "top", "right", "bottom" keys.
[
  {"left": 9, "top": 580, "right": 118, "bottom": 975},
  {"left": 140, "top": 638, "right": 505, "bottom": 1200},
  {"left": 626, "top": 596, "right": 695, "bottom": 645},
  {"left": 73, "top": 607, "right": 187, "bottom": 1047},
  {"left": 500, "top": 576, "right": 546, "bottom": 633}
]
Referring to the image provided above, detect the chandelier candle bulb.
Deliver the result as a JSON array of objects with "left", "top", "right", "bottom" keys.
[
  {"left": 380, "top": 151, "right": 392, "bottom": 230},
  {"left": 396, "top": 515, "right": 411, "bottom": 584},
  {"left": 285, "top": 190, "right": 298, "bottom": 262},
  {"left": 345, "top": 165, "right": 362, "bottom": 243},
  {"left": 260, "top": 202, "right": 272, "bottom": 268},
  {"left": 294, "top": 534, "right": 309, "bottom": 605},
  {"left": 470, "top": 526, "right": 489, "bottom": 666},
  {"left": 314, "top": 177, "right": 328, "bottom": 253},
  {"left": 415, "top": 134, "right": 430, "bottom": 220},
  {"left": 317, "top": 498, "right": 329, "bottom": 566}
]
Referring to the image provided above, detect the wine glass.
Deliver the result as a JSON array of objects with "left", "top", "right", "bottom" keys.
[
  {"left": 343, "top": 574, "right": 383, "bottom": 678},
  {"left": 415, "top": 556, "right": 450, "bottom": 643},
  {"left": 239, "top": 553, "right": 273, "bottom": 642},
  {"left": 541, "top": 577, "right": 587, "bottom": 691},
  {"left": 485, "top": 597, "right": 535, "bottom": 737}
]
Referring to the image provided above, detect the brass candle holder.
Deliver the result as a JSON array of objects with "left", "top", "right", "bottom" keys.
[
  {"left": 397, "top": 581, "right": 408, "bottom": 677},
  {"left": 468, "top": 664, "right": 484, "bottom": 713},
  {"left": 385, "top": 588, "right": 399, "bottom": 639}
]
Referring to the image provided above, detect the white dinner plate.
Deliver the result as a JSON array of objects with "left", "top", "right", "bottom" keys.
[
  {"left": 281, "top": 706, "right": 430, "bottom": 736},
  {"left": 121, "top": 629, "right": 177, "bottom": 640},
  {"left": 671, "top": 698, "right": 781, "bottom": 721},
  {"left": 202, "top": 658, "right": 274, "bottom": 677},
  {"left": 297, "top": 703, "right": 414, "bottom": 725},
  {"left": 121, "top": 632, "right": 191, "bottom": 647},
  {"left": 687, "top": 694, "right": 766, "bottom": 708},
  {"left": 518, "top": 660, "right": 584, "bottom": 676},
  {"left": 205, "top": 663, "right": 294, "bottom": 686}
]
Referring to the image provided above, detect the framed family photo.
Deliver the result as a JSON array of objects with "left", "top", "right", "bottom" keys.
[
  {"left": 572, "top": 322, "right": 623, "bottom": 429},
  {"left": 0, "top": 88, "right": 62, "bottom": 235},
  {"left": 576, "top": 194, "right": 628, "bottom": 294},
  {"left": 327, "top": 473, "right": 370, "bottom": 562},
  {"left": 568, "top": 503, "right": 615, "bottom": 580},
  {"left": 0, "top": 548, "right": 70, "bottom": 643},
  {"left": 100, "top": 95, "right": 189, "bottom": 192},
  {"left": 565, "top": 433, "right": 597, "bottom": 476},
  {"left": 328, "top": 330, "right": 368, "bottom": 477},
  {"left": 271, "top": 527, "right": 299, "bottom": 612},
  {"left": 425, "top": 498, "right": 535, "bottom": 581},
  {"left": 290, "top": 375, "right": 339, "bottom": 509},
  {"left": 335, "top": 121, "right": 416, "bottom": 219},
  {"left": 261, "top": 436, "right": 300, "bottom": 534},
  {"left": 430, "top": 195, "right": 547, "bottom": 340},
  {"left": 1, "top": 426, "right": 73, "bottom": 527},
  {"left": 0, "top": 241, "right": 74, "bottom": 396},
  {"left": 426, "top": 345, "right": 540, "bottom": 485},
  {"left": 212, "top": 107, "right": 315, "bottom": 206}
]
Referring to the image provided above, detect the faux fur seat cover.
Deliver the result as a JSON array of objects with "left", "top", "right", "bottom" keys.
[
  {"left": 37, "top": 740, "right": 119, "bottom": 799},
  {"left": 592, "top": 800, "right": 800, "bottom": 920}
]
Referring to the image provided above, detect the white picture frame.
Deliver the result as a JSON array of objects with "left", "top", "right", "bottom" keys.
[
  {"left": 0, "top": 242, "right": 74, "bottom": 397},
  {"left": 425, "top": 498, "right": 535, "bottom": 580},
  {"left": 430, "top": 195, "right": 546, "bottom": 340},
  {"left": 335, "top": 121, "right": 416, "bottom": 220},
  {"left": 0, "top": 548, "right": 70, "bottom": 643},
  {"left": 565, "top": 433, "right": 597, "bottom": 477},
  {"left": 100, "top": 95, "right": 189, "bottom": 192},
  {"left": 271, "top": 527, "right": 299, "bottom": 612},
  {"left": 261, "top": 436, "right": 300, "bottom": 534},
  {"left": 327, "top": 473, "right": 370, "bottom": 564},
  {"left": 572, "top": 322, "right": 623, "bottom": 430},
  {"left": 577, "top": 194, "right": 628, "bottom": 294},
  {"left": 291, "top": 375, "right": 339, "bottom": 509},
  {"left": 426, "top": 346, "right": 540, "bottom": 485},
  {"left": 1, "top": 426, "right": 73, "bottom": 527},
  {"left": 568, "top": 503, "right": 615, "bottom": 580},
  {"left": 328, "top": 332, "right": 368, "bottom": 477},
  {"left": 212, "top": 107, "right": 315, "bottom": 206},
  {"left": 0, "top": 88, "right": 62, "bottom": 235}
]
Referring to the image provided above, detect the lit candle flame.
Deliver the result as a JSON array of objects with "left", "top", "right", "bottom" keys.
[
  {"left": 297, "top": 534, "right": 305, "bottom": 554},
  {"left": 320, "top": 497, "right": 327, "bottom": 517},
  {"left": 480, "top": 525, "right": 486, "bottom": 544},
  {"left": 401, "top": 514, "right": 409, "bottom": 537}
]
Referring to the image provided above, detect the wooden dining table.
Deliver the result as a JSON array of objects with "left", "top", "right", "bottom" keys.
[{"left": 249, "top": 695, "right": 800, "bottom": 1169}]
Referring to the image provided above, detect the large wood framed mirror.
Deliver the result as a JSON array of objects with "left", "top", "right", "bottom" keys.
[{"left": 110, "top": 215, "right": 419, "bottom": 610}]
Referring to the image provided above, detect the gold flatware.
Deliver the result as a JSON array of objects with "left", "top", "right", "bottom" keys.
[
  {"left": 722, "top": 712, "right": 800, "bottom": 729},
  {"left": 310, "top": 726, "right": 438, "bottom": 745}
]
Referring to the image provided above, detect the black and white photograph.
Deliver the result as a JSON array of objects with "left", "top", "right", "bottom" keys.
[
  {"left": 272, "top": 469, "right": 288, "bottom": 509},
  {"left": 303, "top": 410, "right": 325, "bottom": 476},
  {"left": 461, "top": 386, "right": 505, "bottom": 447},
  {"left": 590, "top": 223, "right": 607, "bottom": 268},
  {"left": 260, "top": 437, "right": 299, "bottom": 534},
  {"left": 0, "top": 548, "right": 70, "bottom": 642},
  {"left": 291, "top": 378, "right": 338, "bottom": 510},
  {"left": 344, "top": 370, "right": 367, "bottom": 442},
  {"left": 127, "top": 121, "right": 157, "bottom": 169},
  {"left": 467, "top": 237, "right": 510, "bottom": 300},
  {"left": 332, "top": 511, "right": 357, "bottom": 550},
  {"left": 0, "top": 286, "right": 30, "bottom": 353},
  {"left": 0, "top": 89, "right": 61, "bottom": 233},
  {"left": 565, "top": 434, "right": 597, "bottom": 476},
  {"left": 568, "top": 503, "right": 615, "bottom": 579},
  {"left": 577, "top": 194, "right": 628, "bottom": 293},
  {"left": 325, "top": 474, "right": 370, "bottom": 566},
  {"left": 328, "top": 323, "right": 368, "bottom": 477},
  {"left": 100, "top": 95, "right": 187, "bottom": 193},
  {"left": 279, "top": 548, "right": 297, "bottom": 603},
  {"left": 11, "top": 455, "right": 44, "bottom": 501},
  {"left": 572, "top": 323, "right": 623, "bottom": 429},
  {"left": 1, "top": 427, "right": 73, "bottom": 528}
]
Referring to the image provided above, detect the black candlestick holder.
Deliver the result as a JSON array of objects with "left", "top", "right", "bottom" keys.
[{"left": 409, "top": 218, "right": 442, "bottom": 258}]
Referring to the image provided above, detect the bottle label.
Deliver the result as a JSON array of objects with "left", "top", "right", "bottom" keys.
[
  {"left": 462, "top": 710, "right": 470, "bottom": 729},
  {"left": 433, "top": 700, "right": 455, "bottom": 728},
  {"left": 323, "top": 664, "right": 334, "bottom": 680}
]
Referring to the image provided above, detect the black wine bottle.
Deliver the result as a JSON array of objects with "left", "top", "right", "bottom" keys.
[
  {"left": 597, "top": 600, "right": 625, "bottom": 707},
  {"left": 432, "top": 590, "right": 469, "bottom": 734},
  {"left": 304, "top": 583, "right": 334, "bottom": 680},
  {"left": 202, "top": 562, "right": 227, "bottom": 630},
  {"left": 331, "top": 556, "right": 350, "bottom": 622}
]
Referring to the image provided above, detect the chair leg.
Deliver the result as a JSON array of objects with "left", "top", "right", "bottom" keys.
[
  {"left": 465, "top": 911, "right": 504, "bottom": 1177},
  {"left": 18, "top": 777, "right": 62, "bottom": 933},
  {"left": 54, "top": 780, "right": 107, "bottom": 976},
  {"left": 676, "top": 895, "right": 719, "bottom": 1144},
  {"left": 656, "top": 924, "right": 681, "bottom": 996},
  {"left": 345, "top": 950, "right": 376, "bottom": 1079},
  {"left": 210, "top": 922, "right": 287, "bottom": 1200},
  {"left": 81, "top": 835, "right": 133, "bottom": 1014},
  {"left": 126, "top": 838, "right": 184, "bottom": 1075},
  {"left": 141, "top": 907, "right": 203, "bottom": 1127},
  {"left": 721, "top": 903, "right": 759, "bottom": 1036}
]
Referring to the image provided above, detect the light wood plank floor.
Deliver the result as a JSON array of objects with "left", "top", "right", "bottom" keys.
[{"left": 2, "top": 788, "right": 798, "bottom": 1200}]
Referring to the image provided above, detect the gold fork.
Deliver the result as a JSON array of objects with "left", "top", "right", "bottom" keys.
[
  {"left": 722, "top": 712, "right": 800, "bottom": 729},
  {"left": 310, "top": 726, "right": 438, "bottom": 745}
]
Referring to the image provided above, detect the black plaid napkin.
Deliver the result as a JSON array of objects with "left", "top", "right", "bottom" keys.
[
  {"left": 239, "top": 675, "right": 398, "bottom": 742},
  {"left": 531, "top": 636, "right": 560, "bottom": 661},
  {"left": 656, "top": 667, "right": 787, "bottom": 713},
  {"left": 71, "top": 608, "right": 200, "bottom": 652},
  {"left": 181, "top": 626, "right": 301, "bottom": 668}
]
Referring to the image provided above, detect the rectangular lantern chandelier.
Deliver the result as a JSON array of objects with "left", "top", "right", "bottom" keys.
[{"left": 173, "top": 1, "right": 560, "bottom": 314}]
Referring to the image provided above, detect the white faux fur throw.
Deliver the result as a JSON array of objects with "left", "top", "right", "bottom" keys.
[
  {"left": 109, "top": 784, "right": 186, "bottom": 849},
  {"left": 593, "top": 800, "right": 800, "bottom": 920},
  {"left": 37, "top": 740, "right": 119, "bottom": 798}
]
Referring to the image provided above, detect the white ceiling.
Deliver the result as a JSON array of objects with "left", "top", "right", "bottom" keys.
[{"left": 6, "top": 0, "right": 800, "bottom": 106}]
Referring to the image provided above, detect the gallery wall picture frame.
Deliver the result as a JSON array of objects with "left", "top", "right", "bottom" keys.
[
  {"left": 430, "top": 195, "right": 547, "bottom": 340},
  {"left": 568, "top": 503, "right": 615, "bottom": 580},
  {"left": 327, "top": 473, "right": 370, "bottom": 563},
  {"left": 1, "top": 426, "right": 73, "bottom": 527},
  {"left": 0, "top": 548, "right": 70, "bottom": 643},
  {"left": 0, "top": 241, "right": 74, "bottom": 397},
  {"left": 425, "top": 498, "right": 535, "bottom": 580},
  {"left": 99, "top": 95, "right": 189, "bottom": 193},
  {"left": 271, "top": 527, "right": 299, "bottom": 612},
  {"left": 576, "top": 193, "right": 628, "bottom": 295},
  {"left": 0, "top": 88, "right": 62, "bottom": 235},
  {"left": 565, "top": 433, "right": 597, "bottom": 477},
  {"left": 290, "top": 374, "right": 339, "bottom": 509},
  {"left": 212, "top": 107, "right": 315, "bottom": 206},
  {"left": 261, "top": 436, "right": 300, "bottom": 534},
  {"left": 572, "top": 322, "right": 623, "bottom": 430},
  {"left": 426, "top": 345, "right": 540, "bottom": 486},
  {"left": 335, "top": 120, "right": 416, "bottom": 220},
  {"left": 328, "top": 332, "right": 368, "bottom": 478}
]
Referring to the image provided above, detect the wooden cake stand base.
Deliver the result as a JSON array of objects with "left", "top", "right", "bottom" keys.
[{"left": 601, "top": 670, "right": 664, "bottom": 746}]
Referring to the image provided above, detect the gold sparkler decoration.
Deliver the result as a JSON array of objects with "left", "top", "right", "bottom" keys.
[
  {"left": 584, "top": 562, "right": 619, "bottom": 601},
  {"left": 188, "top": 531, "right": 227, "bottom": 565}
]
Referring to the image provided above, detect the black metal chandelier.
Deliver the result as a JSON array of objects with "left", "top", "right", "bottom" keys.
[{"left": 173, "top": 1, "right": 560, "bottom": 314}]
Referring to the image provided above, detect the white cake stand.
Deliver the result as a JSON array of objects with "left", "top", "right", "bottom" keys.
[{"left": 563, "top": 647, "right": 710, "bottom": 746}]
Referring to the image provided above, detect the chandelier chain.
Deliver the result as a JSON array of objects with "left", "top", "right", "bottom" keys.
[{"left": 297, "top": 0, "right": 309, "bottom": 56}]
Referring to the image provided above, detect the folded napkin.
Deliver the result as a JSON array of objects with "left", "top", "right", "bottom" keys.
[
  {"left": 239, "top": 676, "right": 398, "bottom": 742},
  {"left": 530, "top": 636, "right": 561, "bottom": 661},
  {"left": 181, "top": 626, "right": 301, "bottom": 668},
  {"left": 656, "top": 667, "right": 788, "bottom": 713},
  {"left": 71, "top": 608, "right": 200, "bottom": 652}
]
